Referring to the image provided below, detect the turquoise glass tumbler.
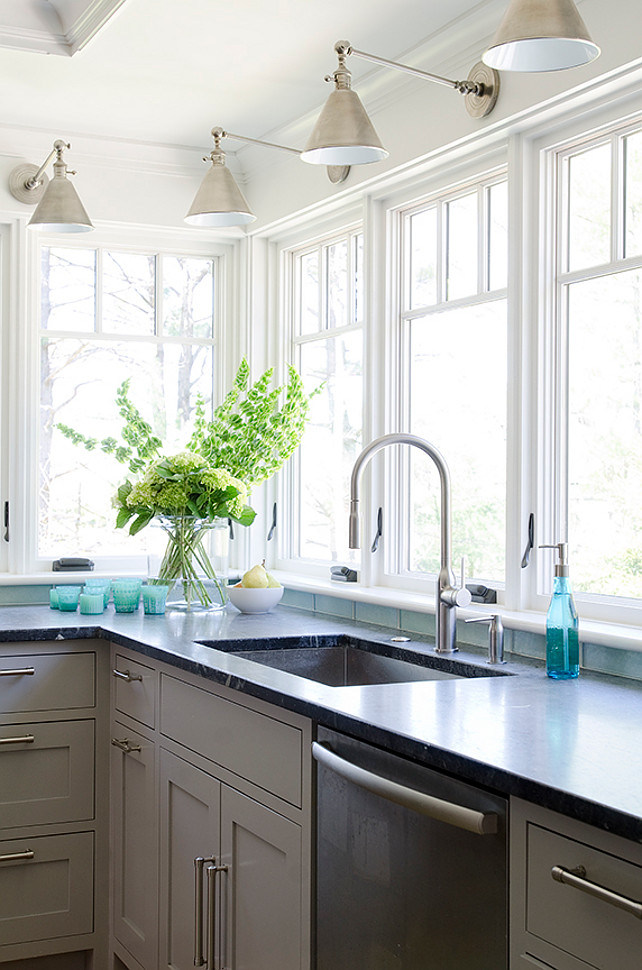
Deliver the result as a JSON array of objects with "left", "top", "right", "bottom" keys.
[
  {"left": 49, "top": 588, "right": 60, "bottom": 609},
  {"left": 56, "top": 586, "right": 82, "bottom": 611},
  {"left": 85, "top": 578, "right": 112, "bottom": 606},
  {"left": 142, "top": 584, "right": 169, "bottom": 615},
  {"left": 79, "top": 591, "right": 105, "bottom": 615},
  {"left": 112, "top": 579, "right": 143, "bottom": 613}
]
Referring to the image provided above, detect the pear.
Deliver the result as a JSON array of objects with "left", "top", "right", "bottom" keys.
[
  {"left": 266, "top": 571, "right": 281, "bottom": 588},
  {"left": 241, "top": 562, "right": 269, "bottom": 588}
]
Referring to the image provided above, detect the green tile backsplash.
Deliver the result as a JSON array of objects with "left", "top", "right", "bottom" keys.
[{"left": 0, "top": 581, "right": 640, "bottom": 683}]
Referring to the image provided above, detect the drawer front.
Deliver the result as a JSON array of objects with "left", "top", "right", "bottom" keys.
[
  {"left": 160, "top": 674, "right": 303, "bottom": 807},
  {"left": 526, "top": 822, "right": 642, "bottom": 969},
  {"left": 0, "top": 719, "right": 94, "bottom": 828},
  {"left": 0, "top": 652, "right": 95, "bottom": 712},
  {"left": 0, "top": 831, "right": 94, "bottom": 946},
  {"left": 113, "top": 654, "right": 156, "bottom": 728}
]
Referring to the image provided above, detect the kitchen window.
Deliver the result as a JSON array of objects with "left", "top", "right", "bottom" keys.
[
  {"left": 392, "top": 176, "right": 508, "bottom": 590},
  {"left": 286, "top": 227, "right": 363, "bottom": 567},
  {"left": 35, "top": 241, "right": 222, "bottom": 570},
  {"left": 541, "top": 120, "right": 642, "bottom": 620}
]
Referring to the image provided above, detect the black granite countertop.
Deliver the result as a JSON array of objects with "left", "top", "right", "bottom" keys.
[{"left": 1, "top": 603, "right": 641, "bottom": 843}]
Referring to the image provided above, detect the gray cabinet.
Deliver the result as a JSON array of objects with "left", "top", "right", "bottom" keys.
[
  {"left": 110, "top": 722, "right": 157, "bottom": 970},
  {"left": 0, "top": 640, "right": 108, "bottom": 969},
  {"left": 111, "top": 645, "right": 312, "bottom": 970},
  {"left": 510, "top": 797, "right": 642, "bottom": 969}
]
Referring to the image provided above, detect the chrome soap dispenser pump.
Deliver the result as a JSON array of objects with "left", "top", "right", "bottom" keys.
[{"left": 539, "top": 542, "right": 579, "bottom": 680}]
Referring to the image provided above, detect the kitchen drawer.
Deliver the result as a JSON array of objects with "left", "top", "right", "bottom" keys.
[
  {"left": 0, "top": 719, "right": 94, "bottom": 828},
  {"left": 0, "top": 831, "right": 94, "bottom": 946},
  {"left": 0, "top": 651, "right": 95, "bottom": 713},
  {"left": 113, "top": 654, "right": 156, "bottom": 728},
  {"left": 160, "top": 673, "right": 303, "bottom": 807},
  {"left": 525, "top": 821, "right": 642, "bottom": 969}
]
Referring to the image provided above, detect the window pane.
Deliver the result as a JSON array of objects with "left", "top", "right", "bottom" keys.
[
  {"left": 567, "top": 143, "right": 611, "bottom": 271},
  {"left": 299, "top": 251, "right": 320, "bottom": 336},
  {"left": 103, "top": 251, "right": 155, "bottom": 335},
  {"left": 624, "top": 131, "right": 642, "bottom": 258},
  {"left": 567, "top": 270, "right": 642, "bottom": 598},
  {"left": 298, "top": 333, "right": 362, "bottom": 562},
  {"left": 446, "top": 192, "right": 478, "bottom": 300},
  {"left": 408, "top": 301, "right": 506, "bottom": 582},
  {"left": 488, "top": 181, "right": 508, "bottom": 291},
  {"left": 163, "top": 256, "right": 214, "bottom": 338},
  {"left": 41, "top": 248, "right": 95, "bottom": 332},
  {"left": 326, "top": 240, "right": 348, "bottom": 328},
  {"left": 409, "top": 207, "right": 437, "bottom": 309},
  {"left": 39, "top": 337, "right": 214, "bottom": 558}
]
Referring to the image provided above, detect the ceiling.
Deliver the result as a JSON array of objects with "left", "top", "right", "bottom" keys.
[{"left": 0, "top": 0, "right": 496, "bottom": 152}]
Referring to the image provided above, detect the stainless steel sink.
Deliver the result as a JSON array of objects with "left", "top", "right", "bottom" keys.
[{"left": 199, "top": 635, "right": 508, "bottom": 687}]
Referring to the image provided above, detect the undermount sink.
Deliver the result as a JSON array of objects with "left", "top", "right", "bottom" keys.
[{"left": 198, "top": 635, "right": 509, "bottom": 688}]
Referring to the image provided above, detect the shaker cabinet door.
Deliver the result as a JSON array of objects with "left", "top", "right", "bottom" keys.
[
  {"left": 158, "top": 748, "right": 221, "bottom": 970},
  {"left": 220, "top": 784, "right": 304, "bottom": 970},
  {"left": 111, "top": 722, "right": 157, "bottom": 970}
]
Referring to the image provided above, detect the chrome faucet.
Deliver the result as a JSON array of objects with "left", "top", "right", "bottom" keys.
[{"left": 349, "top": 433, "right": 471, "bottom": 654}]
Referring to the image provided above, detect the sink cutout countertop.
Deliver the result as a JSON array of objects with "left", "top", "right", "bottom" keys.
[{"left": 0, "top": 603, "right": 640, "bottom": 843}]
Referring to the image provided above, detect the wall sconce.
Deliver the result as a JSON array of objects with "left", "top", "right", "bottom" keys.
[
  {"left": 186, "top": 126, "right": 351, "bottom": 229},
  {"left": 301, "top": 41, "right": 500, "bottom": 167},
  {"left": 483, "top": 0, "right": 600, "bottom": 72},
  {"left": 9, "top": 139, "right": 93, "bottom": 232}
]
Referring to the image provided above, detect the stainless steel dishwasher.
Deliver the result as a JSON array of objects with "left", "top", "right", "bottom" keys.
[{"left": 313, "top": 727, "right": 507, "bottom": 969}]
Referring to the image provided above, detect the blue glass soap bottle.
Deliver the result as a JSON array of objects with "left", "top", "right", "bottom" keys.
[{"left": 539, "top": 542, "right": 579, "bottom": 680}]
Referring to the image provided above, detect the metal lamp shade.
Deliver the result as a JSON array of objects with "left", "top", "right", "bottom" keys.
[
  {"left": 185, "top": 159, "right": 256, "bottom": 227},
  {"left": 301, "top": 88, "right": 388, "bottom": 166},
  {"left": 28, "top": 168, "right": 93, "bottom": 232},
  {"left": 483, "top": 0, "right": 600, "bottom": 71}
]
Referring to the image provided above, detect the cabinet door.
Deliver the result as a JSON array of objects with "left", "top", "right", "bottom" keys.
[
  {"left": 220, "top": 784, "right": 303, "bottom": 970},
  {"left": 159, "top": 748, "right": 221, "bottom": 970},
  {"left": 111, "top": 722, "right": 157, "bottom": 970}
]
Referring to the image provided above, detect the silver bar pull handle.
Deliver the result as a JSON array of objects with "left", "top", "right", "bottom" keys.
[
  {"left": 110, "top": 738, "right": 142, "bottom": 754},
  {"left": 0, "top": 735, "right": 35, "bottom": 745},
  {"left": 312, "top": 741, "right": 497, "bottom": 836},
  {"left": 0, "top": 850, "right": 34, "bottom": 862},
  {"left": 552, "top": 865, "right": 642, "bottom": 919},
  {"left": 206, "top": 862, "right": 229, "bottom": 970},
  {"left": 112, "top": 668, "right": 142, "bottom": 682},
  {"left": 0, "top": 667, "right": 35, "bottom": 676},
  {"left": 194, "top": 855, "right": 215, "bottom": 967}
]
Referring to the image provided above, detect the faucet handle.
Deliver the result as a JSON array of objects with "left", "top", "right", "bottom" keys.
[
  {"left": 465, "top": 613, "right": 505, "bottom": 664},
  {"left": 440, "top": 558, "right": 472, "bottom": 608}
]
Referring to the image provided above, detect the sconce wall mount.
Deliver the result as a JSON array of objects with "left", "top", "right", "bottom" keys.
[{"left": 9, "top": 139, "right": 93, "bottom": 232}]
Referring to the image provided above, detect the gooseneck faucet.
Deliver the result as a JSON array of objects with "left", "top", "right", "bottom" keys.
[{"left": 349, "top": 433, "right": 471, "bottom": 654}]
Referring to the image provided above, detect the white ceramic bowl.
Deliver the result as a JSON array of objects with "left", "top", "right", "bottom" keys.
[{"left": 227, "top": 584, "right": 284, "bottom": 614}]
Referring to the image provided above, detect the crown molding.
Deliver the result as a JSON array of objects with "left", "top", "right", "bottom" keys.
[
  {"left": 62, "top": 0, "right": 129, "bottom": 54},
  {"left": 0, "top": 0, "right": 128, "bottom": 56},
  {"left": 0, "top": 123, "right": 233, "bottom": 181}
]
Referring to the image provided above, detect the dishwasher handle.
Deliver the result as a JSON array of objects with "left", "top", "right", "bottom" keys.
[{"left": 312, "top": 741, "right": 498, "bottom": 836}]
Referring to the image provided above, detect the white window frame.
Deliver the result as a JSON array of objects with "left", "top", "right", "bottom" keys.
[
  {"left": 533, "top": 110, "right": 642, "bottom": 626},
  {"left": 2, "top": 223, "right": 238, "bottom": 576},
  {"left": 274, "top": 215, "right": 364, "bottom": 578},
  {"left": 375, "top": 168, "right": 509, "bottom": 597}
]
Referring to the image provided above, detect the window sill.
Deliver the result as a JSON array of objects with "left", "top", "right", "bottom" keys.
[
  {"left": 1, "top": 570, "right": 639, "bottom": 654},
  {"left": 272, "top": 570, "right": 642, "bottom": 654}
]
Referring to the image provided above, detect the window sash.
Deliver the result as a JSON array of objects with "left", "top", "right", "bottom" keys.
[{"left": 6, "top": 230, "right": 233, "bottom": 575}]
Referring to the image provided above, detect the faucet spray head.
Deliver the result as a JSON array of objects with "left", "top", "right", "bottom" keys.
[{"left": 348, "top": 501, "right": 360, "bottom": 548}]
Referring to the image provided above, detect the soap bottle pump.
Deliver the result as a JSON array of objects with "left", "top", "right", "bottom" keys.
[{"left": 539, "top": 542, "right": 579, "bottom": 680}]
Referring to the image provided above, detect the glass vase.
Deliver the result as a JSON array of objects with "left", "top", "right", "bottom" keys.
[{"left": 155, "top": 515, "right": 229, "bottom": 612}]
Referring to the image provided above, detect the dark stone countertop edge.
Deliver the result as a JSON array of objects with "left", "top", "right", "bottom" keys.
[{"left": 1, "top": 610, "right": 641, "bottom": 844}]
